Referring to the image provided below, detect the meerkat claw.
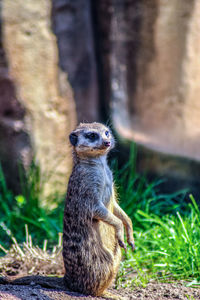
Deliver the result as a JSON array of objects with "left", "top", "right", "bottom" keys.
[
  {"left": 118, "top": 240, "right": 127, "bottom": 252},
  {"left": 129, "top": 242, "right": 135, "bottom": 251}
]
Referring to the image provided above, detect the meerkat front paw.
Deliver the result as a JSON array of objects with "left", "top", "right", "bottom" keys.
[
  {"left": 127, "top": 237, "right": 135, "bottom": 251},
  {"left": 116, "top": 230, "right": 127, "bottom": 251},
  {"left": 116, "top": 224, "right": 127, "bottom": 251},
  {"left": 118, "top": 239, "right": 127, "bottom": 252}
]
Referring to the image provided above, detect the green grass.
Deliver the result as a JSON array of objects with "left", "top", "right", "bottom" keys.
[
  {"left": 0, "top": 147, "right": 200, "bottom": 287},
  {"left": 113, "top": 145, "right": 200, "bottom": 287},
  {"left": 117, "top": 195, "right": 200, "bottom": 288},
  {"left": 112, "top": 143, "right": 188, "bottom": 226},
  {"left": 0, "top": 162, "right": 64, "bottom": 248}
]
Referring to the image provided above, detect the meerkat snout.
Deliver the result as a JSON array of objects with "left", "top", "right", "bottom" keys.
[{"left": 103, "top": 141, "right": 111, "bottom": 147}]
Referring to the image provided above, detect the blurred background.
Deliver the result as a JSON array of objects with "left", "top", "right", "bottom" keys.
[
  {"left": 1, "top": 0, "right": 200, "bottom": 198},
  {"left": 1, "top": 1, "right": 200, "bottom": 284}
]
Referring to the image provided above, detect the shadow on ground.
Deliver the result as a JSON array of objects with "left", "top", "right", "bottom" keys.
[
  {"left": 0, "top": 275, "right": 200, "bottom": 300},
  {"left": 0, "top": 275, "right": 113, "bottom": 299}
]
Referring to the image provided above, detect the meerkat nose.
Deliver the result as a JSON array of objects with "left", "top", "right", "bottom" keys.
[{"left": 104, "top": 141, "right": 111, "bottom": 147}]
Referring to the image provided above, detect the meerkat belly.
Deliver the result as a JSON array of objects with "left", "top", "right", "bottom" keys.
[
  {"left": 97, "top": 167, "right": 117, "bottom": 253},
  {"left": 99, "top": 208, "right": 116, "bottom": 253}
]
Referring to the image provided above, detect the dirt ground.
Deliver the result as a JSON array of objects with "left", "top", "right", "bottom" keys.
[
  {"left": 0, "top": 276, "right": 199, "bottom": 300},
  {"left": 0, "top": 247, "right": 199, "bottom": 300}
]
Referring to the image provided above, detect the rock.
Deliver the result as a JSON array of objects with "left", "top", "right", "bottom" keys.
[
  {"left": 1, "top": 0, "right": 200, "bottom": 197},
  {"left": 52, "top": 0, "right": 99, "bottom": 123},
  {"left": 93, "top": 0, "right": 200, "bottom": 192},
  {"left": 0, "top": 29, "right": 31, "bottom": 193},
  {"left": 2, "top": 0, "right": 76, "bottom": 198},
  {"left": 109, "top": 0, "right": 200, "bottom": 161}
]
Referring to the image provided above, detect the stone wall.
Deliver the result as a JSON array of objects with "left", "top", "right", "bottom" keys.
[
  {"left": 1, "top": 0, "right": 200, "bottom": 196},
  {"left": 2, "top": 0, "right": 76, "bottom": 197},
  {"left": 52, "top": 0, "right": 99, "bottom": 123},
  {"left": 93, "top": 0, "right": 200, "bottom": 161}
]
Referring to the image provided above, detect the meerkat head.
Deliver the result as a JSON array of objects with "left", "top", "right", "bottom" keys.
[{"left": 69, "top": 122, "right": 115, "bottom": 158}]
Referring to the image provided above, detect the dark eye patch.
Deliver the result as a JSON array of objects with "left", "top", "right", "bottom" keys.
[{"left": 85, "top": 132, "right": 99, "bottom": 141}]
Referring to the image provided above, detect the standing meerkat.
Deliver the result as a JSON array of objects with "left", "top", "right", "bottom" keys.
[{"left": 63, "top": 122, "right": 135, "bottom": 298}]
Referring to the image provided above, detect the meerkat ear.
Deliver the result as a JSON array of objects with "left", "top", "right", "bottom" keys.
[{"left": 69, "top": 132, "right": 78, "bottom": 146}]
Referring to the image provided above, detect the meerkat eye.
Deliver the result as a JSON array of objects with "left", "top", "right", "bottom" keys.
[
  {"left": 105, "top": 130, "right": 110, "bottom": 137},
  {"left": 85, "top": 132, "right": 99, "bottom": 141}
]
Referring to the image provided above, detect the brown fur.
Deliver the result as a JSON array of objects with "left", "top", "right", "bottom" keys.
[{"left": 63, "top": 122, "right": 134, "bottom": 297}]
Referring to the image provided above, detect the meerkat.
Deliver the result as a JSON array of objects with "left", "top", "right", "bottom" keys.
[{"left": 63, "top": 122, "right": 135, "bottom": 298}]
